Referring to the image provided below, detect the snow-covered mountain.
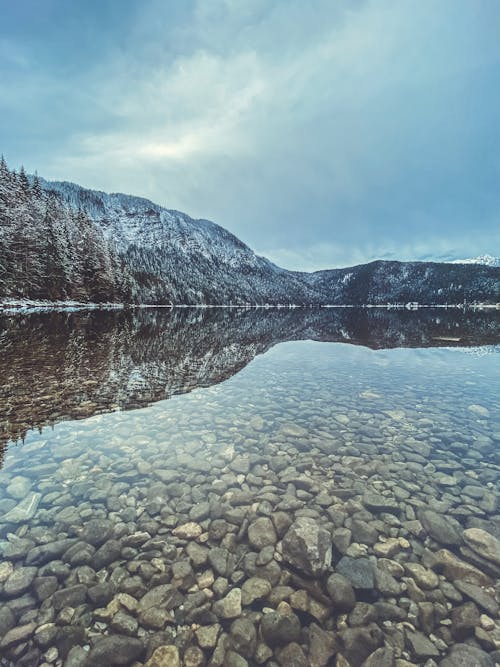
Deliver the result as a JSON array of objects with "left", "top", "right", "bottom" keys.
[
  {"left": 450, "top": 254, "right": 500, "bottom": 268},
  {"left": 1, "top": 159, "right": 499, "bottom": 305}
]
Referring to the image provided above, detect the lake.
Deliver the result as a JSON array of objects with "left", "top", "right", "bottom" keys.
[{"left": 0, "top": 308, "right": 499, "bottom": 666}]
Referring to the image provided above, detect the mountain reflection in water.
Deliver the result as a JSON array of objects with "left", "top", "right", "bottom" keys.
[{"left": 1, "top": 307, "right": 499, "bottom": 461}]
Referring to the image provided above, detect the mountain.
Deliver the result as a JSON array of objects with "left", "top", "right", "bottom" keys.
[
  {"left": 1, "top": 158, "right": 499, "bottom": 305},
  {"left": 1, "top": 306, "right": 499, "bottom": 457},
  {"left": 450, "top": 254, "right": 500, "bottom": 268}
]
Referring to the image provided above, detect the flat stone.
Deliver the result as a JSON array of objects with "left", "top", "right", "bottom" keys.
[
  {"left": 0, "top": 622, "right": 36, "bottom": 649},
  {"left": 468, "top": 404, "right": 490, "bottom": 417},
  {"left": 25, "top": 538, "right": 77, "bottom": 565},
  {"left": 405, "top": 630, "right": 440, "bottom": 660},
  {"left": 404, "top": 563, "right": 439, "bottom": 589},
  {"left": 454, "top": 580, "right": 499, "bottom": 616},
  {"left": 463, "top": 528, "right": 500, "bottom": 566},
  {"left": 3, "top": 566, "right": 37, "bottom": 596},
  {"left": 435, "top": 549, "right": 492, "bottom": 586},
  {"left": 419, "top": 510, "right": 462, "bottom": 546},
  {"left": 336, "top": 556, "right": 375, "bottom": 591},
  {"left": 439, "top": 642, "right": 495, "bottom": 666},
  {"left": 86, "top": 635, "right": 144, "bottom": 666},
  {"left": 363, "top": 491, "right": 400, "bottom": 514},
  {"left": 0, "top": 606, "right": 15, "bottom": 637},
  {"left": 1, "top": 492, "right": 41, "bottom": 523},
  {"left": 52, "top": 584, "right": 87, "bottom": 610}
]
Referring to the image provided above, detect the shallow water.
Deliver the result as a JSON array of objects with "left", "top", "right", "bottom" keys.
[{"left": 0, "top": 308, "right": 499, "bottom": 666}]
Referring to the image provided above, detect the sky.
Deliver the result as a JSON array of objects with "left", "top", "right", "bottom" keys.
[{"left": 1, "top": 0, "right": 499, "bottom": 270}]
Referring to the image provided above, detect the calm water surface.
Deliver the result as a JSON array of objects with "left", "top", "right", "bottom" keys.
[{"left": 0, "top": 309, "right": 499, "bottom": 666}]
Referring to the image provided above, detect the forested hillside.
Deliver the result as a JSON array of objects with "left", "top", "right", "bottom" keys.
[
  {"left": 0, "top": 158, "right": 133, "bottom": 302},
  {"left": 1, "top": 158, "right": 499, "bottom": 305}
]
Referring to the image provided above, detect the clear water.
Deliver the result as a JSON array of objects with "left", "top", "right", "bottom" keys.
[{"left": 0, "top": 308, "right": 499, "bottom": 666}]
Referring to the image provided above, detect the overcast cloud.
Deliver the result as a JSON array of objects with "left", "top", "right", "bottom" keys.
[{"left": 1, "top": 0, "right": 499, "bottom": 269}]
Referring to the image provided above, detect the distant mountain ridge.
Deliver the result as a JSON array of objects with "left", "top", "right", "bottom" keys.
[
  {"left": 0, "top": 159, "right": 499, "bottom": 305},
  {"left": 450, "top": 254, "right": 500, "bottom": 268}
]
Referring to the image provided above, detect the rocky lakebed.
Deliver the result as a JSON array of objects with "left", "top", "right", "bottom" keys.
[{"left": 0, "top": 314, "right": 498, "bottom": 667}]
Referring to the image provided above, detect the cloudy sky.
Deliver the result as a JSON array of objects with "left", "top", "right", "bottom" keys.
[{"left": 1, "top": 0, "right": 499, "bottom": 269}]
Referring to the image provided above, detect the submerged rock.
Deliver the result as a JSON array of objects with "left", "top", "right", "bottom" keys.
[
  {"left": 282, "top": 517, "right": 332, "bottom": 576},
  {"left": 0, "top": 492, "right": 41, "bottom": 523},
  {"left": 419, "top": 510, "right": 462, "bottom": 546},
  {"left": 463, "top": 528, "right": 500, "bottom": 566}
]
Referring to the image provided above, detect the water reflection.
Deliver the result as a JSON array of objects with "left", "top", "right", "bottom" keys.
[{"left": 1, "top": 307, "right": 499, "bottom": 461}]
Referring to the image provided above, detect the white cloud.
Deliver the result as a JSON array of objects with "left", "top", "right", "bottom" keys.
[{"left": 22, "top": 0, "right": 500, "bottom": 270}]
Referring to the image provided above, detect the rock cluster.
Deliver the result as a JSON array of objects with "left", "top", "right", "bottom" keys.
[{"left": 0, "top": 377, "right": 498, "bottom": 667}]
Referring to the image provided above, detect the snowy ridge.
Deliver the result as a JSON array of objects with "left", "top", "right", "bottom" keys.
[
  {"left": 450, "top": 254, "right": 500, "bottom": 267},
  {"left": 1, "top": 159, "right": 499, "bottom": 305}
]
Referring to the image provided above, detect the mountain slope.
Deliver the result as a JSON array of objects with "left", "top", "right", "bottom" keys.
[{"left": 1, "top": 159, "right": 499, "bottom": 305}]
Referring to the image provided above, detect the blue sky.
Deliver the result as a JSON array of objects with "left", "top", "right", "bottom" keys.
[{"left": 1, "top": 0, "right": 499, "bottom": 269}]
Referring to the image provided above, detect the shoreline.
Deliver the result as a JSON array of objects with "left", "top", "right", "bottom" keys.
[{"left": 1, "top": 300, "right": 499, "bottom": 313}]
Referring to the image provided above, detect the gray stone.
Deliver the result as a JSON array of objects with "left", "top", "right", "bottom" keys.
[
  {"left": 111, "top": 611, "right": 139, "bottom": 636},
  {"left": 463, "top": 528, "right": 500, "bottom": 566},
  {"left": 88, "top": 581, "right": 115, "bottom": 606},
  {"left": 26, "top": 538, "right": 77, "bottom": 566},
  {"left": 450, "top": 602, "right": 480, "bottom": 640},
  {"left": 52, "top": 584, "right": 87, "bottom": 610},
  {"left": 55, "top": 625, "right": 86, "bottom": 659},
  {"left": 1, "top": 492, "right": 41, "bottom": 523},
  {"left": 33, "top": 575, "right": 59, "bottom": 601},
  {"left": 454, "top": 580, "right": 499, "bottom": 615},
  {"left": 405, "top": 629, "right": 440, "bottom": 661},
  {"left": 85, "top": 635, "right": 144, "bottom": 666},
  {"left": 261, "top": 610, "right": 301, "bottom": 647},
  {"left": 6, "top": 475, "right": 31, "bottom": 499},
  {"left": 351, "top": 519, "right": 378, "bottom": 546},
  {"left": 213, "top": 587, "right": 242, "bottom": 619},
  {"left": 0, "top": 622, "right": 36, "bottom": 650},
  {"left": 65, "top": 646, "right": 89, "bottom": 667},
  {"left": 362, "top": 491, "right": 399, "bottom": 514},
  {"left": 248, "top": 518, "right": 277, "bottom": 550},
  {"left": 0, "top": 606, "right": 15, "bottom": 637},
  {"left": 79, "top": 518, "right": 114, "bottom": 546},
  {"left": 241, "top": 577, "right": 272, "bottom": 606},
  {"left": 229, "top": 617, "right": 257, "bottom": 658},
  {"left": 419, "top": 510, "right": 462, "bottom": 546},
  {"left": 308, "top": 623, "right": 337, "bottom": 667},
  {"left": 276, "top": 642, "right": 308, "bottom": 667},
  {"left": 326, "top": 573, "right": 356, "bottom": 612},
  {"left": 138, "top": 584, "right": 177, "bottom": 613},
  {"left": 282, "top": 517, "right": 332, "bottom": 576},
  {"left": 93, "top": 539, "right": 122, "bottom": 569},
  {"left": 339, "top": 625, "right": 383, "bottom": 666},
  {"left": 336, "top": 556, "right": 375, "bottom": 591},
  {"left": 3, "top": 566, "right": 37, "bottom": 596},
  {"left": 438, "top": 643, "right": 494, "bottom": 667},
  {"left": 361, "top": 647, "right": 395, "bottom": 667}
]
